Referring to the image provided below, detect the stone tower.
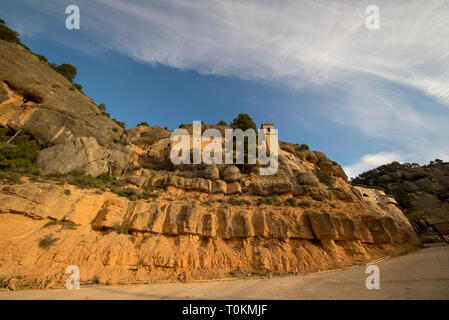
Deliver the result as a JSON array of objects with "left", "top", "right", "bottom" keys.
[{"left": 260, "top": 121, "right": 275, "bottom": 150}]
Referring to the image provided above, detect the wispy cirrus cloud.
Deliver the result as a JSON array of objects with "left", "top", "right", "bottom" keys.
[{"left": 83, "top": 0, "right": 449, "bottom": 102}]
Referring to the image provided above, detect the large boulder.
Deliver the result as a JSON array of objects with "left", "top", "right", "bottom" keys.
[
  {"left": 212, "top": 180, "right": 227, "bottom": 194},
  {"left": 202, "top": 165, "right": 220, "bottom": 180},
  {"left": 165, "top": 175, "right": 212, "bottom": 193},
  {"left": 223, "top": 165, "right": 240, "bottom": 182},
  {"left": 248, "top": 181, "right": 293, "bottom": 195},
  {"left": 124, "top": 125, "right": 171, "bottom": 146},
  {"left": 296, "top": 172, "right": 319, "bottom": 187},
  {"left": 227, "top": 181, "right": 242, "bottom": 194},
  {"left": 36, "top": 137, "right": 128, "bottom": 176}
]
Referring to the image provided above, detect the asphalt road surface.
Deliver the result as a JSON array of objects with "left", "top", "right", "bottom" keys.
[{"left": 1, "top": 245, "right": 448, "bottom": 300}]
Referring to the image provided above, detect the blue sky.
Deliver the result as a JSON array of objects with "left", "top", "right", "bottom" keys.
[{"left": 2, "top": 0, "right": 449, "bottom": 177}]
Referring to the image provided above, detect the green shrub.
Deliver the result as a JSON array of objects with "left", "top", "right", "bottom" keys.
[
  {"left": 66, "top": 172, "right": 105, "bottom": 189},
  {"left": 68, "top": 168, "right": 86, "bottom": 177},
  {"left": 112, "top": 118, "right": 125, "bottom": 129},
  {"left": 98, "top": 103, "right": 106, "bottom": 112},
  {"left": 227, "top": 197, "right": 251, "bottom": 206},
  {"left": 257, "top": 196, "right": 281, "bottom": 206},
  {"left": 141, "top": 163, "right": 164, "bottom": 171},
  {"left": 313, "top": 167, "right": 335, "bottom": 188},
  {"left": 0, "top": 19, "right": 20, "bottom": 44},
  {"left": 0, "top": 158, "right": 32, "bottom": 169},
  {"left": 46, "top": 171, "right": 67, "bottom": 179},
  {"left": 0, "top": 129, "right": 39, "bottom": 172},
  {"left": 72, "top": 83, "right": 83, "bottom": 92},
  {"left": 217, "top": 120, "right": 227, "bottom": 126},
  {"left": 0, "top": 171, "right": 22, "bottom": 184},
  {"left": 284, "top": 197, "right": 296, "bottom": 207},
  {"left": 91, "top": 275, "right": 100, "bottom": 285},
  {"left": 175, "top": 170, "right": 194, "bottom": 178},
  {"left": 0, "top": 277, "right": 8, "bottom": 289},
  {"left": 393, "top": 189, "right": 412, "bottom": 209},
  {"left": 117, "top": 187, "right": 137, "bottom": 198},
  {"left": 50, "top": 63, "right": 77, "bottom": 82},
  {"left": 36, "top": 54, "right": 48, "bottom": 63},
  {"left": 137, "top": 121, "right": 149, "bottom": 127},
  {"left": 0, "top": 139, "right": 39, "bottom": 162},
  {"left": 111, "top": 223, "right": 130, "bottom": 235},
  {"left": 297, "top": 200, "right": 312, "bottom": 208},
  {"left": 98, "top": 172, "right": 113, "bottom": 183},
  {"left": 139, "top": 191, "right": 158, "bottom": 200},
  {"left": 312, "top": 195, "right": 325, "bottom": 202},
  {"left": 351, "top": 161, "right": 422, "bottom": 186}
]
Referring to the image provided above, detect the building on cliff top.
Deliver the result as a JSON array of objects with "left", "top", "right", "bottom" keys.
[
  {"left": 351, "top": 183, "right": 398, "bottom": 206},
  {"left": 260, "top": 121, "right": 275, "bottom": 150}
]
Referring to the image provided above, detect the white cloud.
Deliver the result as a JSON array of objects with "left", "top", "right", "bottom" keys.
[
  {"left": 78, "top": 0, "right": 449, "bottom": 146},
  {"left": 344, "top": 143, "right": 449, "bottom": 178},
  {"left": 81, "top": 0, "right": 449, "bottom": 103},
  {"left": 343, "top": 152, "right": 405, "bottom": 179},
  {"left": 16, "top": 0, "right": 449, "bottom": 166}
]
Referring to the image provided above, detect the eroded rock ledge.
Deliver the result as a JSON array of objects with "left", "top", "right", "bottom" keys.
[{"left": 0, "top": 181, "right": 417, "bottom": 288}]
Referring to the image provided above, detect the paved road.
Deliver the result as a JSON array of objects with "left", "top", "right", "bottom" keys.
[{"left": 1, "top": 246, "right": 448, "bottom": 300}]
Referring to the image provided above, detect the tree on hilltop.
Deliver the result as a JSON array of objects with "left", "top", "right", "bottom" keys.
[
  {"left": 50, "top": 63, "right": 77, "bottom": 83},
  {"left": 0, "top": 19, "right": 20, "bottom": 44},
  {"left": 230, "top": 113, "right": 257, "bottom": 132}
]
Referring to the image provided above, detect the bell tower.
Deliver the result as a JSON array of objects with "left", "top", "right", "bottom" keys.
[{"left": 260, "top": 121, "right": 275, "bottom": 150}]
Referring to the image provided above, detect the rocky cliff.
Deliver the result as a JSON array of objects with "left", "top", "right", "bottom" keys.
[
  {"left": 352, "top": 160, "right": 449, "bottom": 231},
  {"left": 0, "top": 39, "right": 418, "bottom": 289}
]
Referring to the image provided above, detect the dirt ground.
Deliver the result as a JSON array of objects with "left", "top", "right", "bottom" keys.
[{"left": 1, "top": 245, "right": 448, "bottom": 300}]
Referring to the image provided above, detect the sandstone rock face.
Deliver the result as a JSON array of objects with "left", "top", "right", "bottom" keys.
[
  {"left": 212, "top": 180, "right": 227, "bottom": 194},
  {"left": 0, "top": 39, "right": 420, "bottom": 288},
  {"left": 165, "top": 176, "right": 212, "bottom": 193},
  {"left": 249, "top": 181, "right": 293, "bottom": 195},
  {"left": 36, "top": 137, "right": 129, "bottom": 176},
  {"left": 127, "top": 175, "right": 148, "bottom": 188},
  {"left": 0, "top": 181, "right": 417, "bottom": 288},
  {"left": 223, "top": 166, "right": 240, "bottom": 182},
  {"left": 0, "top": 40, "right": 123, "bottom": 148},
  {"left": 227, "top": 181, "right": 242, "bottom": 194},
  {"left": 279, "top": 142, "right": 347, "bottom": 180},
  {"left": 355, "top": 162, "right": 449, "bottom": 227}
]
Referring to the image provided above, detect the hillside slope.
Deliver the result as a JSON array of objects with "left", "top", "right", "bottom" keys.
[
  {"left": 0, "top": 39, "right": 418, "bottom": 289},
  {"left": 352, "top": 161, "right": 449, "bottom": 230}
]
